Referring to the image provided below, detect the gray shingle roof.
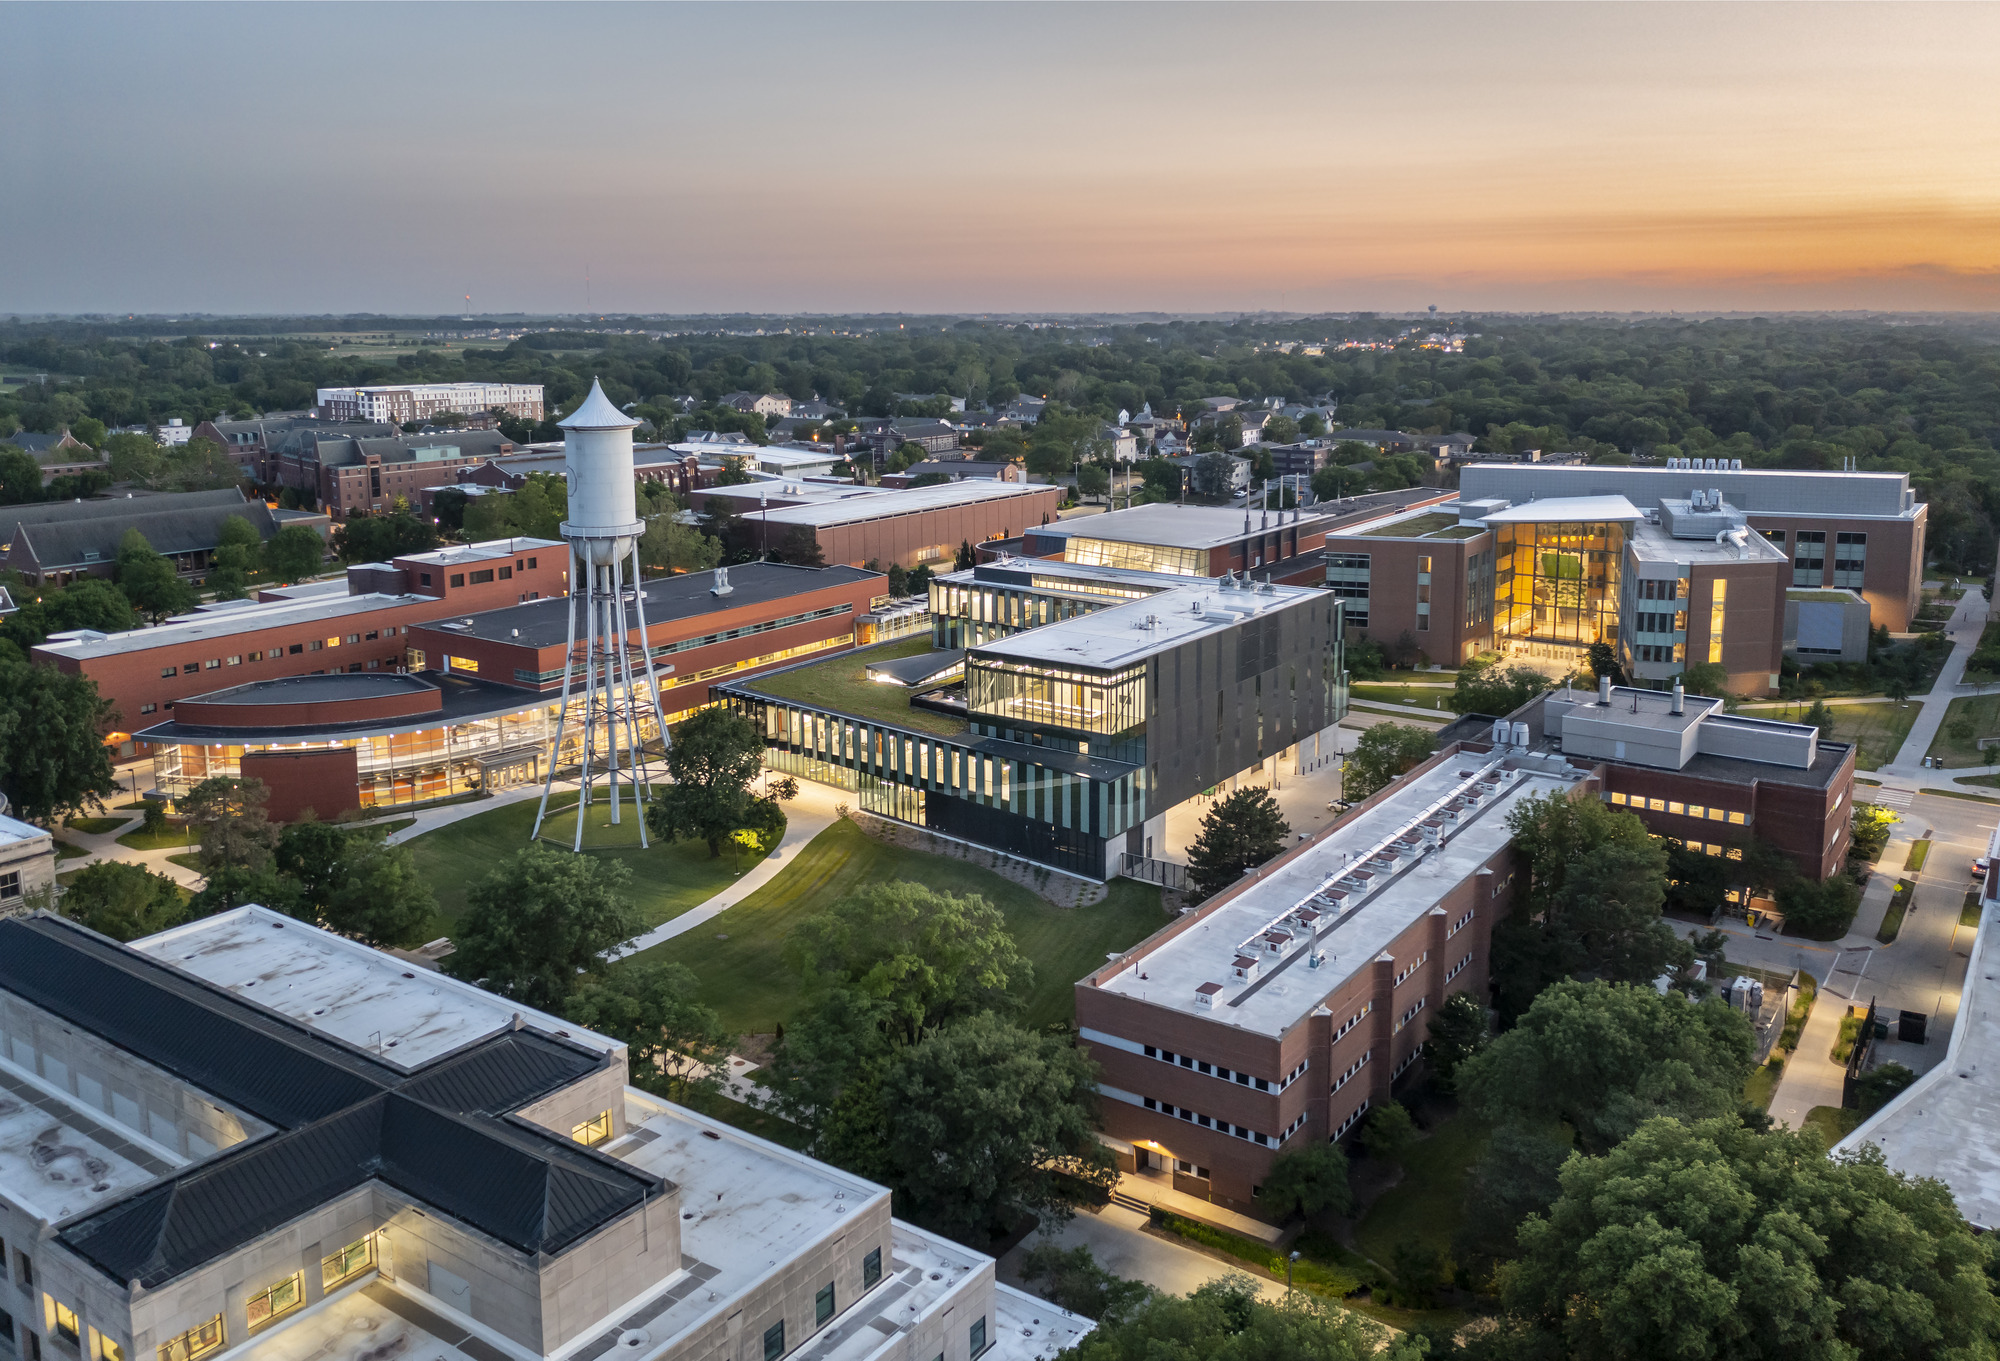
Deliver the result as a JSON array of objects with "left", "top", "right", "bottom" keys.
[{"left": 2, "top": 489, "right": 276, "bottom": 570}]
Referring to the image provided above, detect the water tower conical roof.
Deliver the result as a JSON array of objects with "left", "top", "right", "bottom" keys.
[{"left": 558, "top": 378, "right": 638, "bottom": 431}]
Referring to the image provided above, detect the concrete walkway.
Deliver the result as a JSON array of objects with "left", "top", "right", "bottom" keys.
[
  {"left": 606, "top": 779, "right": 845, "bottom": 959},
  {"left": 1882, "top": 588, "right": 1988, "bottom": 776},
  {"left": 1770, "top": 982, "right": 1852, "bottom": 1130},
  {"left": 996, "top": 1204, "right": 1285, "bottom": 1303}
]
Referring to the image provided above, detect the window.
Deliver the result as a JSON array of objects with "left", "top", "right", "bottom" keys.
[
  {"left": 365, "top": 631, "right": 378, "bottom": 641},
  {"left": 52, "top": 1301, "right": 79, "bottom": 1346},
  {"left": 420, "top": 572, "right": 432, "bottom": 586},
  {"left": 1793, "top": 531, "right": 1826, "bottom": 587},
  {"left": 449, "top": 574, "right": 466, "bottom": 588},
  {"left": 321, "top": 1235, "right": 376, "bottom": 1291},
  {"left": 156, "top": 1317, "right": 222, "bottom": 1361},
  {"left": 181, "top": 663, "right": 198, "bottom": 675},
  {"left": 1707, "top": 578, "right": 1727, "bottom": 664},
  {"left": 345, "top": 634, "right": 360, "bottom": 645},
  {"left": 100, "top": 1337, "right": 123, "bottom": 1361},
  {"left": 969, "top": 1316, "right": 988, "bottom": 1355},
  {"left": 18, "top": 1248, "right": 34, "bottom": 1289},
  {"left": 138, "top": 704, "right": 156, "bottom": 715},
  {"left": 498, "top": 566, "right": 513, "bottom": 580},
  {"left": 571, "top": 1111, "right": 612, "bottom": 1146},
  {"left": 447, "top": 656, "right": 479, "bottom": 674},
  {"left": 468, "top": 569, "right": 494, "bottom": 585},
  {"left": 862, "top": 1248, "right": 882, "bottom": 1289},
  {"left": 815, "top": 1283, "right": 834, "bottom": 1327},
  {"left": 288, "top": 644, "right": 303, "bottom": 655},
  {"left": 248, "top": 650, "right": 262, "bottom": 662},
  {"left": 761, "top": 1321, "right": 784, "bottom": 1361},
  {"left": 308, "top": 640, "right": 324, "bottom": 651},
  {"left": 245, "top": 1274, "right": 303, "bottom": 1330},
  {"left": 226, "top": 656, "right": 241, "bottom": 666},
  {"left": 527, "top": 557, "right": 538, "bottom": 569},
  {"left": 160, "top": 667, "right": 176, "bottom": 679},
  {"left": 203, "top": 659, "right": 219, "bottom": 670}
]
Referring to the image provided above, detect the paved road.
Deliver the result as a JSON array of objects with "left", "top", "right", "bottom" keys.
[{"left": 996, "top": 1205, "right": 1284, "bottom": 1303}]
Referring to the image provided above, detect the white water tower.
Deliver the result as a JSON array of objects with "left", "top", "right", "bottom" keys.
[{"left": 531, "top": 378, "right": 669, "bottom": 849}]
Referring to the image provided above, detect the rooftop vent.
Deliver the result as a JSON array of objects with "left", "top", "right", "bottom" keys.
[{"left": 1194, "top": 981, "right": 1224, "bottom": 1008}]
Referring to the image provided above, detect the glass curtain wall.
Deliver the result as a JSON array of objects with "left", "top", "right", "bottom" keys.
[
  {"left": 1492, "top": 520, "right": 1625, "bottom": 667},
  {"left": 964, "top": 660, "right": 1145, "bottom": 735}
]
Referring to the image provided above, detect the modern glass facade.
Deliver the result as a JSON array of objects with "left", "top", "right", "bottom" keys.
[
  {"left": 928, "top": 577, "right": 1118, "bottom": 649},
  {"left": 1064, "top": 538, "right": 1206, "bottom": 576},
  {"left": 965, "top": 659, "right": 1146, "bottom": 736},
  {"left": 1493, "top": 519, "right": 1626, "bottom": 667}
]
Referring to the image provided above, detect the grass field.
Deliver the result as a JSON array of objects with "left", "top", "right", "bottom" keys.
[
  {"left": 629, "top": 817, "right": 1167, "bottom": 1034},
  {"left": 54, "top": 840, "right": 88, "bottom": 861},
  {"left": 117, "top": 824, "right": 197, "bottom": 852},
  {"left": 405, "top": 790, "right": 753, "bottom": 929},
  {"left": 742, "top": 635, "right": 966, "bottom": 737},
  {"left": 1741, "top": 700, "right": 1917, "bottom": 771},
  {"left": 1744, "top": 1060, "right": 1782, "bottom": 1111},
  {"left": 1347, "top": 702, "right": 1450, "bottom": 724},
  {"left": 1353, "top": 1112, "right": 1491, "bottom": 1271},
  {"left": 1803, "top": 1105, "right": 1864, "bottom": 1146},
  {"left": 1349, "top": 682, "right": 1456, "bottom": 709},
  {"left": 167, "top": 852, "right": 204, "bottom": 873},
  {"left": 1965, "top": 893, "right": 1984, "bottom": 928},
  {"left": 1926, "top": 694, "right": 2000, "bottom": 769},
  {"left": 67, "top": 815, "right": 132, "bottom": 835}
]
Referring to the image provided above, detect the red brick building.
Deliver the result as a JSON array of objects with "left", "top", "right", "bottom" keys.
[
  {"left": 34, "top": 538, "right": 564, "bottom": 742},
  {"left": 1076, "top": 742, "right": 1572, "bottom": 1211}
]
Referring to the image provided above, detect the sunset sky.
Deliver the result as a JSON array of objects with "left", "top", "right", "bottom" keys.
[{"left": 5, "top": 2, "right": 1996, "bottom": 315}]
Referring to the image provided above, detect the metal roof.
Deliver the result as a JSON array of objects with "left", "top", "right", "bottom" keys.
[{"left": 0, "top": 915, "right": 662, "bottom": 1285}]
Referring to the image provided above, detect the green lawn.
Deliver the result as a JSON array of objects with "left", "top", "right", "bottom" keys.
[
  {"left": 404, "top": 790, "right": 753, "bottom": 930},
  {"left": 1744, "top": 1060, "right": 1782, "bottom": 1110},
  {"left": 1878, "top": 881, "right": 1914, "bottom": 943},
  {"left": 1803, "top": 1105, "right": 1864, "bottom": 1146},
  {"left": 1350, "top": 682, "right": 1456, "bottom": 709},
  {"left": 741, "top": 635, "right": 967, "bottom": 737},
  {"left": 117, "top": 823, "right": 198, "bottom": 852},
  {"left": 1927, "top": 694, "right": 2000, "bottom": 769},
  {"left": 1741, "top": 700, "right": 1917, "bottom": 771},
  {"left": 67, "top": 815, "right": 132, "bottom": 835},
  {"left": 1964, "top": 893, "right": 1983, "bottom": 928},
  {"left": 54, "top": 840, "right": 88, "bottom": 861},
  {"left": 167, "top": 852, "right": 204, "bottom": 873},
  {"left": 1353, "top": 1112, "right": 1492, "bottom": 1270},
  {"left": 629, "top": 817, "right": 1167, "bottom": 1035},
  {"left": 1347, "top": 702, "right": 1449, "bottom": 725}
]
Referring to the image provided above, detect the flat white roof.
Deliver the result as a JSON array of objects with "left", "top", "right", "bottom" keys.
[
  {"left": 0, "top": 812, "right": 51, "bottom": 849},
  {"left": 1477, "top": 494, "right": 1643, "bottom": 523},
  {"left": 36, "top": 592, "right": 433, "bottom": 661},
  {"left": 0, "top": 1055, "right": 178, "bottom": 1224},
  {"left": 396, "top": 536, "right": 563, "bottom": 567},
  {"left": 973, "top": 579, "right": 1320, "bottom": 672},
  {"left": 1628, "top": 517, "right": 1789, "bottom": 565},
  {"left": 1034, "top": 503, "right": 1320, "bottom": 551},
  {"left": 1098, "top": 753, "right": 1584, "bottom": 1036},
  {"left": 133, "top": 906, "right": 616, "bottom": 1070},
  {"left": 754, "top": 480, "right": 1050, "bottom": 529},
  {"left": 1836, "top": 894, "right": 2000, "bottom": 1228}
]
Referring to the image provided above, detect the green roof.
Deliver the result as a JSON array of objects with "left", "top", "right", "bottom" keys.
[
  {"left": 741, "top": 634, "right": 968, "bottom": 736},
  {"left": 1357, "top": 511, "right": 1465, "bottom": 538}
]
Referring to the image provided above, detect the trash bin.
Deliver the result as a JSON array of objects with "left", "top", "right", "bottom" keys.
[{"left": 1899, "top": 1010, "right": 1929, "bottom": 1043}]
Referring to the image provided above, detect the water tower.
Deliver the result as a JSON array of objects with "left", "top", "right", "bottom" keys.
[{"left": 531, "top": 379, "right": 670, "bottom": 849}]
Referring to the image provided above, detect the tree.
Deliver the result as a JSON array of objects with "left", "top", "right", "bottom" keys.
[
  {"left": 116, "top": 527, "right": 196, "bottom": 622},
  {"left": 1185, "top": 787, "right": 1291, "bottom": 899},
  {"left": 1, "top": 576, "right": 135, "bottom": 652},
  {"left": 334, "top": 511, "right": 436, "bottom": 563},
  {"left": 1498, "top": 1118, "right": 2000, "bottom": 1361},
  {"left": 1801, "top": 698, "right": 1837, "bottom": 740},
  {"left": 443, "top": 845, "right": 642, "bottom": 1010},
  {"left": 1458, "top": 981, "right": 1756, "bottom": 1156},
  {"left": 1343, "top": 723, "right": 1435, "bottom": 801},
  {"left": 1069, "top": 1278, "right": 1401, "bottom": 1361},
  {"left": 207, "top": 513, "right": 263, "bottom": 600},
  {"left": 0, "top": 660, "right": 118, "bottom": 823},
  {"left": 187, "top": 862, "right": 300, "bottom": 919},
  {"left": 1776, "top": 872, "right": 1860, "bottom": 939},
  {"left": 639, "top": 516, "right": 721, "bottom": 574},
  {"left": 1263, "top": 414, "right": 1300, "bottom": 446},
  {"left": 262, "top": 524, "right": 325, "bottom": 583},
  {"left": 955, "top": 540, "right": 975, "bottom": 570},
  {"left": 181, "top": 775, "right": 278, "bottom": 873},
  {"left": 1664, "top": 842, "right": 1734, "bottom": 920},
  {"left": 785, "top": 882, "right": 1032, "bottom": 1044},
  {"left": 1016, "top": 1243, "right": 1151, "bottom": 1324},
  {"left": 1680, "top": 660, "right": 1729, "bottom": 697},
  {"left": 567, "top": 961, "right": 735, "bottom": 1102},
  {"left": 1361, "top": 1102, "right": 1419, "bottom": 1163},
  {"left": 431, "top": 486, "right": 470, "bottom": 534},
  {"left": 1192, "top": 451, "right": 1237, "bottom": 499},
  {"left": 1076, "top": 462, "right": 1110, "bottom": 498},
  {"left": 1489, "top": 792, "right": 1686, "bottom": 1015},
  {"left": 885, "top": 562, "right": 909, "bottom": 596},
  {"left": 275, "top": 817, "right": 436, "bottom": 947},
  {"left": 0, "top": 446, "right": 42, "bottom": 505},
  {"left": 1448, "top": 658, "right": 1553, "bottom": 717},
  {"left": 59, "top": 861, "right": 185, "bottom": 941},
  {"left": 861, "top": 1012, "right": 1116, "bottom": 1241},
  {"left": 646, "top": 707, "right": 775, "bottom": 856},
  {"left": 769, "top": 525, "right": 825, "bottom": 566},
  {"left": 1257, "top": 1140, "right": 1353, "bottom": 1222},
  {"left": 1423, "top": 990, "right": 1489, "bottom": 1091},
  {"left": 1586, "top": 641, "right": 1622, "bottom": 684}
]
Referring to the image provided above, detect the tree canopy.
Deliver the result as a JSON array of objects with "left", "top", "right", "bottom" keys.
[
  {"left": 1495, "top": 1117, "right": 2000, "bottom": 1361},
  {"left": 443, "top": 844, "right": 641, "bottom": 1009},
  {"left": 1184, "top": 786, "right": 1291, "bottom": 899},
  {"left": 1343, "top": 722, "right": 1436, "bottom": 802},
  {"left": 59, "top": 861, "right": 185, "bottom": 940},
  {"left": 646, "top": 706, "right": 784, "bottom": 856}
]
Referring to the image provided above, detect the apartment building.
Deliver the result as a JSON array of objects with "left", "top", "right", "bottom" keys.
[
  {"left": 316, "top": 384, "right": 545, "bottom": 425},
  {"left": 0, "top": 908, "right": 1084, "bottom": 1361},
  {"left": 1077, "top": 740, "right": 1577, "bottom": 1209},
  {"left": 272, "top": 431, "right": 518, "bottom": 519}
]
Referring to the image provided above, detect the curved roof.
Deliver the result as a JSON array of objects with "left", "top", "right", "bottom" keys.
[{"left": 557, "top": 378, "right": 638, "bottom": 432}]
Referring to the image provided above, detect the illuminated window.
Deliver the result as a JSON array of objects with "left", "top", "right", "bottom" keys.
[
  {"left": 1610, "top": 791, "right": 1627, "bottom": 804},
  {"left": 1727, "top": 811, "right": 1747, "bottom": 825},
  {"left": 572, "top": 1110, "right": 613, "bottom": 1146},
  {"left": 1707, "top": 578, "right": 1727, "bottom": 664},
  {"left": 246, "top": 1274, "right": 303, "bottom": 1330},
  {"left": 99, "top": 1335, "right": 125, "bottom": 1361},
  {"left": 1667, "top": 801, "right": 1684, "bottom": 814},
  {"left": 157, "top": 1317, "right": 223, "bottom": 1361},
  {"left": 53, "top": 1300, "right": 81, "bottom": 1345},
  {"left": 321, "top": 1236, "right": 377, "bottom": 1292},
  {"left": 1707, "top": 807, "right": 1725, "bottom": 821},
  {"left": 325, "top": 636, "right": 340, "bottom": 649},
  {"left": 448, "top": 656, "right": 479, "bottom": 674}
]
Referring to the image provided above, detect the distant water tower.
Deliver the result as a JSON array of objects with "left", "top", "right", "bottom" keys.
[{"left": 532, "top": 378, "right": 669, "bottom": 849}]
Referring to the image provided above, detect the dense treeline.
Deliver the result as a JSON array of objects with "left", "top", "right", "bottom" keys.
[{"left": 4, "top": 315, "right": 1998, "bottom": 564}]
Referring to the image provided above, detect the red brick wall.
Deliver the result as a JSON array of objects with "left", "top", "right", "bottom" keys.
[
  {"left": 751, "top": 488, "right": 1063, "bottom": 569},
  {"left": 242, "top": 747, "right": 360, "bottom": 823},
  {"left": 1744, "top": 511, "right": 1925, "bottom": 631},
  {"left": 1684, "top": 561, "right": 1786, "bottom": 695}
]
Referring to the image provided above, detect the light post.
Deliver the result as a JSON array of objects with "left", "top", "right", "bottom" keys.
[{"left": 1286, "top": 1250, "right": 1300, "bottom": 1292}]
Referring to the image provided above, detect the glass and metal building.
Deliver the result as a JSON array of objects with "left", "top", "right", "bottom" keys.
[
  {"left": 719, "top": 560, "right": 1346, "bottom": 881},
  {"left": 1483, "top": 497, "right": 1639, "bottom": 673}
]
